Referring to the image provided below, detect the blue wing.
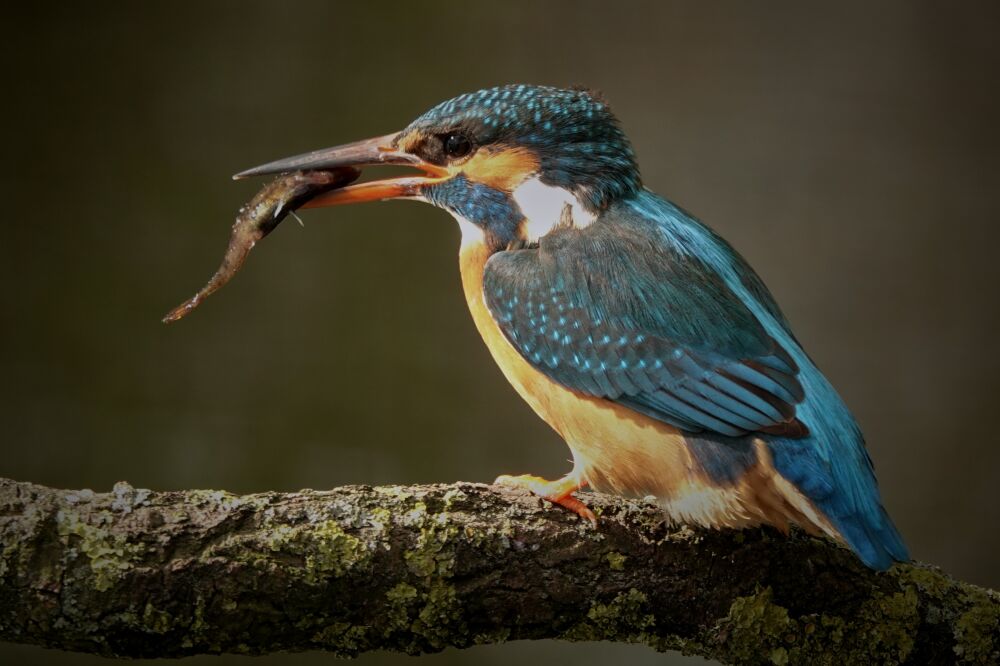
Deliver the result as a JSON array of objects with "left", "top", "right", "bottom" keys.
[{"left": 483, "top": 210, "right": 808, "bottom": 439}]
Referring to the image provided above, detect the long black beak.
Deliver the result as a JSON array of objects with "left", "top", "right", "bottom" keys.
[{"left": 232, "top": 131, "right": 449, "bottom": 207}]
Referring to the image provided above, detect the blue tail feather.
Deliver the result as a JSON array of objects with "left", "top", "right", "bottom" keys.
[
  {"left": 765, "top": 374, "right": 909, "bottom": 570},
  {"left": 764, "top": 366, "right": 909, "bottom": 570}
]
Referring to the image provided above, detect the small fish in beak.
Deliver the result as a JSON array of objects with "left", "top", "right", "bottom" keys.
[
  {"left": 162, "top": 167, "right": 360, "bottom": 323},
  {"left": 163, "top": 130, "right": 449, "bottom": 323}
]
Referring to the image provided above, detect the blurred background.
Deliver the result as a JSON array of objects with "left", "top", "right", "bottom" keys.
[{"left": 2, "top": 1, "right": 998, "bottom": 664}]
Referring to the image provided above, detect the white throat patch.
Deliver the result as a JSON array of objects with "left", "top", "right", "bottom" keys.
[
  {"left": 454, "top": 215, "right": 485, "bottom": 249},
  {"left": 511, "top": 176, "right": 596, "bottom": 243}
]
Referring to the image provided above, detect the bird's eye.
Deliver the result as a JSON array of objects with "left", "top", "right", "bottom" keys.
[{"left": 443, "top": 133, "right": 473, "bottom": 159}]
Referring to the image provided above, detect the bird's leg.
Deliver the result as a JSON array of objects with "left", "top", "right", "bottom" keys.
[{"left": 494, "top": 472, "right": 596, "bottom": 523}]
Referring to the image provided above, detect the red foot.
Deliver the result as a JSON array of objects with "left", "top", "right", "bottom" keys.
[{"left": 494, "top": 473, "right": 596, "bottom": 524}]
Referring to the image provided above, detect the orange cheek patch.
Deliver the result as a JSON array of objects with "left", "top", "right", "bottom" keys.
[
  {"left": 457, "top": 147, "right": 540, "bottom": 192},
  {"left": 395, "top": 130, "right": 424, "bottom": 153}
]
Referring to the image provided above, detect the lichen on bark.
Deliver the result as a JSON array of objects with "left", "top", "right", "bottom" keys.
[{"left": 0, "top": 477, "right": 997, "bottom": 664}]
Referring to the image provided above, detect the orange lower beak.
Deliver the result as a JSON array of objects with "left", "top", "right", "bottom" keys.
[
  {"left": 232, "top": 131, "right": 448, "bottom": 206},
  {"left": 298, "top": 176, "right": 435, "bottom": 207}
]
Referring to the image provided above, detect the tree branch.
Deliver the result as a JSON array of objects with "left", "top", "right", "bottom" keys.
[{"left": 0, "top": 478, "right": 996, "bottom": 664}]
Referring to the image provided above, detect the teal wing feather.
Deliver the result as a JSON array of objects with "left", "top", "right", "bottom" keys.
[{"left": 483, "top": 215, "right": 808, "bottom": 439}]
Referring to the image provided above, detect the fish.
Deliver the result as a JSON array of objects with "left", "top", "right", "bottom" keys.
[{"left": 162, "top": 167, "right": 360, "bottom": 323}]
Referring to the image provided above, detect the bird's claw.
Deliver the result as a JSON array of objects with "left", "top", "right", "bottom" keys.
[{"left": 494, "top": 473, "right": 597, "bottom": 524}]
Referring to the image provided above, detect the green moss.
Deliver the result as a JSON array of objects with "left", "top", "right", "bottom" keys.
[
  {"left": 267, "top": 519, "right": 368, "bottom": 584},
  {"left": 380, "top": 486, "right": 415, "bottom": 498},
  {"left": 387, "top": 582, "right": 419, "bottom": 603},
  {"left": 896, "top": 563, "right": 951, "bottom": 600},
  {"left": 818, "top": 613, "right": 846, "bottom": 646},
  {"left": 383, "top": 578, "right": 468, "bottom": 650},
  {"left": 458, "top": 516, "right": 516, "bottom": 554},
  {"left": 191, "top": 594, "right": 207, "bottom": 634},
  {"left": 303, "top": 521, "right": 367, "bottom": 582},
  {"left": 0, "top": 542, "right": 11, "bottom": 577},
  {"left": 180, "top": 595, "right": 210, "bottom": 649},
  {"left": 854, "top": 586, "right": 920, "bottom": 662},
  {"left": 383, "top": 582, "right": 419, "bottom": 637},
  {"left": 715, "top": 584, "right": 925, "bottom": 665},
  {"left": 769, "top": 646, "right": 789, "bottom": 665},
  {"left": 185, "top": 488, "right": 253, "bottom": 512},
  {"left": 404, "top": 521, "right": 458, "bottom": 579},
  {"left": 411, "top": 581, "right": 465, "bottom": 649},
  {"left": 368, "top": 507, "right": 394, "bottom": 535},
  {"left": 953, "top": 589, "right": 999, "bottom": 663},
  {"left": 56, "top": 510, "right": 144, "bottom": 592},
  {"left": 590, "top": 588, "right": 655, "bottom": 631},
  {"left": 472, "top": 628, "right": 511, "bottom": 645},
  {"left": 606, "top": 551, "right": 627, "bottom": 571},
  {"left": 400, "top": 501, "right": 429, "bottom": 527},
  {"left": 312, "top": 622, "right": 370, "bottom": 656},
  {"left": 563, "top": 588, "right": 655, "bottom": 642},
  {"left": 441, "top": 487, "right": 467, "bottom": 510},
  {"left": 723, "top": 586, "right": 791, "bottom": 664},
  {"left": 141, "top": 602, "right": 173, "bottom": 634},
  {"left": 383, "top": 497, "right": 468, "bottom": 650},
  {"left": 405, "top": 549, "right": 437, "bottom": 578},
  {"left": 727, "top": 587, "right": 791, "bottom": 636}
]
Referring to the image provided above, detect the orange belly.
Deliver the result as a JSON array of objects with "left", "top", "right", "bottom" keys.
[{"left": 457, "top": 228, "right": 841, "bottom": 537}]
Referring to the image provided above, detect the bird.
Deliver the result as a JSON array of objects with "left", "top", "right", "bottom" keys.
[{"left": 234, "top": 84, "right": 909, "bottom": 570}]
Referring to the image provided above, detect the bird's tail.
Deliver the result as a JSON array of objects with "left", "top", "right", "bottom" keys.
[
  {"left": 835, "top": 503, "right": 909, "bottom": 570},
  {"left": 766, "top": 425, "right": 909, "bottom": 570}
]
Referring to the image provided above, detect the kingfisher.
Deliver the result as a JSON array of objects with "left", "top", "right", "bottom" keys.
[{"left": 235, "top": 84, "right": 908, "bottom": 570}]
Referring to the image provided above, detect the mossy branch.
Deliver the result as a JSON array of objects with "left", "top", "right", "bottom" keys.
[{"left": 0, "top": 478, "right": 996, "bottom": 664}]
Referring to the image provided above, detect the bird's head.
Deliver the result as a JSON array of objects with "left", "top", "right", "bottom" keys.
[{"left": 236, "top": 85, "right": 641, "bottom": 251}]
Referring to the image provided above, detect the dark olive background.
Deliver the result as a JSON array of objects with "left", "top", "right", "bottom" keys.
[{"left": 2, "top": 2, "right": 998, "bottom": 665}]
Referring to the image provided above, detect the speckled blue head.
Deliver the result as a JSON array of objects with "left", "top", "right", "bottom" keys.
[
  {"left": 236, "top": 84, "right": 643, "bottom": 252},
  {"left": 396, "top": 85, "right": 641, "bottom": 226}
]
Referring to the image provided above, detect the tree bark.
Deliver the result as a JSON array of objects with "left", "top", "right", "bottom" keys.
[{"left": 0, "top": 478, "right": 996, "bottom": 664}]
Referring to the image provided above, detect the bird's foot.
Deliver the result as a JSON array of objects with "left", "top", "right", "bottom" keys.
[{"left": 494, "top": 473, "right": 596, "bottom": 524}]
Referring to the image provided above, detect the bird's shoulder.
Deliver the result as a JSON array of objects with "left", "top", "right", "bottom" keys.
[{"left": 490, "top": 192, "right": 776, "bottom": 359}]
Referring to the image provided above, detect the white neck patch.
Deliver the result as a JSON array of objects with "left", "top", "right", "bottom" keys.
[
  {"left": 511, "top": 176, "right": 596, "bottom": 243},
  {"left": 452, "top": 213, "right": 486, "bottom": 250}
]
